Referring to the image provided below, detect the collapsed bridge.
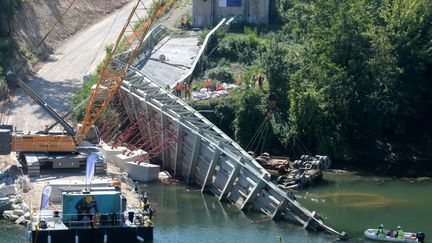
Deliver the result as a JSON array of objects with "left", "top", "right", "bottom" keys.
[{"left": 98, "top": 21, "right": 347, "bottom": 239}]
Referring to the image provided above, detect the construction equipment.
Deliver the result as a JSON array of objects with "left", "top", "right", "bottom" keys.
[{"left": 0, "top": 0, "right": 171, "bottom": 176}]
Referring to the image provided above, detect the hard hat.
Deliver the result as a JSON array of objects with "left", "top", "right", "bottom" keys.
[
  {"left": 397, "top": 225, "right": 401, "bottom": 229},
  {"left": 85, "top": 195, "right": 93, "bottom": 203},
  {"left": 380, "top": 224, "right": 383, "bottom": 228}
]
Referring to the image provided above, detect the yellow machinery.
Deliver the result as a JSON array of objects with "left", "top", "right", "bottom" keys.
[{"left": 0, "top": 0, "right": 175, "bottom": 173}]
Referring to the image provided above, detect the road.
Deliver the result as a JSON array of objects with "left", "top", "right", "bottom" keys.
[
  {"left": 2, "top": 1, "right": 137, "bottom": 132},
  {"left": 137, "top": 35, "right": 200, "bottom": 88}
]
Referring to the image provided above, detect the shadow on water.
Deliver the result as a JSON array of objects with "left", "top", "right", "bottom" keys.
[{"left": 139, "top": 182, "right": 339, "bottom": 243}]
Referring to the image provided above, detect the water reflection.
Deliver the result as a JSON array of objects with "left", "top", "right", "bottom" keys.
[{"left": 140, "top": 182, "right": 337, "bottom": 243}]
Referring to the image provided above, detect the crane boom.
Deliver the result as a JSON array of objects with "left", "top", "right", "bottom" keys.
[{"left": 76, "top": 0, "right": 171, "bottom": 145}]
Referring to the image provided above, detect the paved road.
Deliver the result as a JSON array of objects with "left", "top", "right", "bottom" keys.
[
  {"left": 3, "top": 1, "right": 137, "bottom": 132},
  {"left": 137, "top": 35, "right": 200, "bottom": 88}
]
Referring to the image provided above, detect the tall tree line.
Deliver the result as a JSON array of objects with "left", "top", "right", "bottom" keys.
[{"left": 263, "top": 0, "right": 432, "bottom": 163}]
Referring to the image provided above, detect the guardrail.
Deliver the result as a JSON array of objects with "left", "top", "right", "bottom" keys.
[{"left": 177, "top": 17, "right": 234, "bottom": 85}]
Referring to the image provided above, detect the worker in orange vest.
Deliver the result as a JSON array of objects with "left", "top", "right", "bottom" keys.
[
  {"left": 216, "top": 82, "right": 223, "bottom": 91},
  {"left": 180, "top": 17, "right": 186, "bottom": 29},
  {"left": 175, "top": 82, "right": 182, "bottom": 97},
  {"left": 205, "top": 79, "right": 212, "bottom": 92},
  {"left": 184, "top": 83, "right": 191, "bottom": 100}
]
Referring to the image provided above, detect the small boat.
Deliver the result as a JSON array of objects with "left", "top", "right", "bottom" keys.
[{"left": 364, "top": 229, "right": 425, "bottom": 243}]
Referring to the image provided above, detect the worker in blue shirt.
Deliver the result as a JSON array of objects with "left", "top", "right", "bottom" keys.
[{"left": 75, "top": 195, "right": 99, "bottom": 221}]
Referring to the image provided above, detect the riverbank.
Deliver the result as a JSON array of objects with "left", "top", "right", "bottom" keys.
[{"left": 333, "top": 150, "right": 432, "bottom": 178}]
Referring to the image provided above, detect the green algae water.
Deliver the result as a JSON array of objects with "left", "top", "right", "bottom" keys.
[
  {"left": 297, "top": 172, "right": 432, "bottom": 242},
  {"left": 2, "top": 172, "right": 432, "bottom": 242}
]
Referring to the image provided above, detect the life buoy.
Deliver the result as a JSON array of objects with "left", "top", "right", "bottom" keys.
[{"left": 92, "top": 214, "right": 101, "bottom": 227}]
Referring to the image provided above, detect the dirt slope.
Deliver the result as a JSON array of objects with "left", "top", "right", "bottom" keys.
[
  {"left": 2, "top": 1, "right": 137, "bottom": 131},
  {"left": 13, "top": 0, "right": 131, "bottom": 58}
]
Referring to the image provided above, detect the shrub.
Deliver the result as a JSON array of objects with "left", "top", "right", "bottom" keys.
[{"left": 205, "top": 66, "right": 234, "bottom": 83}]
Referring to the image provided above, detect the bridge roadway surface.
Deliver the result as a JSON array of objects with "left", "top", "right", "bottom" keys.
[{"left": 136, "top": 35, "right": 200, "bottom": 88}]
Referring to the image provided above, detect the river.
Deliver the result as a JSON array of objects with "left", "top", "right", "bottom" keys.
[{"left": 2, "top": 172, "right": 431, "bottom": 242}]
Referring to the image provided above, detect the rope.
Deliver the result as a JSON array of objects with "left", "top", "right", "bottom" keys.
[
  {"left": 259, "top": 124, "right": 269, "bottom": 154},
  {"left": 88, "top": 7, "right": 122, "bottom": 72},
  {"left": 246, "top": 116, "right": 267, "bottom": 151}
]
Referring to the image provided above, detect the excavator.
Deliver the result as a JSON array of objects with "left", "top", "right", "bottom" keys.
[{"left": 0, "top": 0, "right": 173, "bottom": 176}]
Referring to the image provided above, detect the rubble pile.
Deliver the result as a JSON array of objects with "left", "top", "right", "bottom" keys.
[
  {"left": 0, "top": 165, "right": 32, "bottom": 226},
  {"left": 254, "top": 153, "right": 332, "bottom": 190}
]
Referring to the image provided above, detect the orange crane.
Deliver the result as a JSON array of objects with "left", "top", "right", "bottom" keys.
[{"left": 0, "top": 0, "right": 174, "bottom": 174}]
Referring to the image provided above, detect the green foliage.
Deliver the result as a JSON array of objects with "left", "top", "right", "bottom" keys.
[
  {"left": 233, "top": 88, "right": 267, "bottom": 147},
  {"left": 0, "top": 0, "right": 21, "bottom": 37},
  {"left": 0, "top": 67, "right": 7, "bottom": 99},
  {"left": 71, "top": 44, "right": 114, "bottom": 121},
  {"left": 0, "top": 37, "right": 17, "bottom": 67},
  {"left": 214, "top": 27, "right": 266, "bottom": 64},
  {"left": 0, "top": 0, "right": 21, "bottom": 98},
  {"left": 277, "top": 0, "right": 432, "bottom": 162},
  {"left": 260, "top": 39, "right": 290, "bottom": 113},
  {"left": 71, "top": 74, "right": 98, "bottom": 121},
  {"left": 204, "top": 65, "right": 234, "bottom": 83},
  {"left": 189, "top": 95, "right": 238, "bottom": 138},
  {"left": 193, "top": 0, "right": 432, "bottom": 171}
]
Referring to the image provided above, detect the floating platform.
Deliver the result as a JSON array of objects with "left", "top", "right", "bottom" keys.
[{"left": 29, "top": 188, "right": 153, "bottom": 243}]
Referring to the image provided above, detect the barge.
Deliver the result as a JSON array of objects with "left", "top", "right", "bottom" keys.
[{"left": 28, "top": 185, "right": 153, "bottom": 243}]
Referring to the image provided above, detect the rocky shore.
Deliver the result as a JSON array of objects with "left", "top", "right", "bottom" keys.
[{"left": 0, "top": 165, "right": 32, "bottom": 226}]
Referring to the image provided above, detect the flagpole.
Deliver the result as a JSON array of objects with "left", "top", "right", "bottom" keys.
[
  {"left": 39, "top": 185, "right": 48, "bottom": 224},
  {"left": 86, "top": 152, "right": 97, "bottom": 192}
]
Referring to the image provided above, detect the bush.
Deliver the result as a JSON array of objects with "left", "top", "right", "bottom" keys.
[
  {"left": 0, "top": 37, "right": 17, "bottom": 68},
  {"left": 205, "top": 66, "right": 234, "bottom": 83},
  {"left": 0, "top": 67, "right": 7, "bottom": 99},
  {"left": 189, "top": 95, "right": 237, "bottom": 138},
  {"left": 214, "top": 27, "right": 266, "bottom": 65}
]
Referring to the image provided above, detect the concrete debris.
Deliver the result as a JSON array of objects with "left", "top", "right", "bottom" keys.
[
  {"left": 24, "top": 211, "right": 30, "bottom": 220},
  {"left": 0, "top": 165, "right": 32, "bottom": 226},
  {"left": 15, "top": 176, "right": 33, "bottom": 193},
  {"left": 0, "top": 185, "right": 16, "bottom": 196},
  {"left": 125, "top": 162, "right": 160, "bottom": 182},
  {"left": 2, "top": 197, "right": 31, "bottom": 226},
  {"left": 15, "top": 216, "right": 26, "bottom": 225},
  {"left": 0, "top": 165, "right": 22, "bottom": 185},
  {"left": 13, "top": 209, "right": 24, "bottom": 216},
  {"left": 3, "top": 210, "right": 14, "bottom": 219}
]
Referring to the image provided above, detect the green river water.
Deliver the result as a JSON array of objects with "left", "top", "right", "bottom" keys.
[{"left": 1, "top": 172, "right": 431, "bottom": 243}]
